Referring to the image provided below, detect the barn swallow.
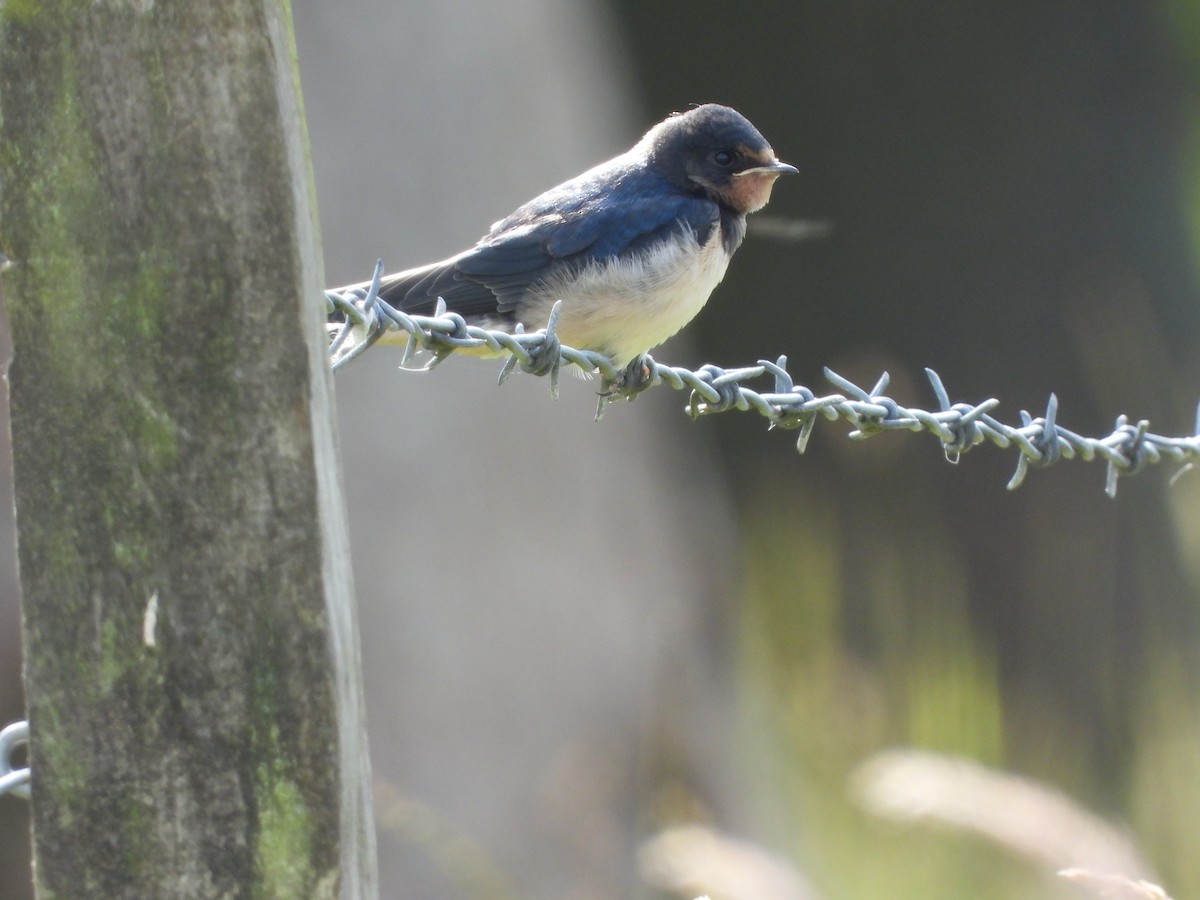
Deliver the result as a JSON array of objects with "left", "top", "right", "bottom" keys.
[{"left": 336, "top": 104, "right": 795, "bottom": 373}]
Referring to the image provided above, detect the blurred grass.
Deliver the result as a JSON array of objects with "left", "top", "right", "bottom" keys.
[
  {"left": 733, "top": 476, "right": 1190, "bottom": 898},
  {"left": 1129, "top": 648, "right": 1200, "bottom": 899}
]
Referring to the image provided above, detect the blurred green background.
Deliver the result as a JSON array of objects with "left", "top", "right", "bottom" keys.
[
  {"left": 614, "top": 2, "right": 1200, "bottom": 897},
  {"left": 3, "top": 1, "right": 1200, "bottom": 898}
]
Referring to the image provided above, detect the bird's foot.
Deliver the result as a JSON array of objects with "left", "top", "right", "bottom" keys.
[
  {"left": 602, "top": 353, "right": 657, "bottom": 397},
  {"left": 595, "top": 353, "right": 657, "bottom": 419}
]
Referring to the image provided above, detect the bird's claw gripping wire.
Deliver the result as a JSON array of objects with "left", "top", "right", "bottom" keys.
[{"left": 593, "top": 353, "right": 657, "bottom": 420}]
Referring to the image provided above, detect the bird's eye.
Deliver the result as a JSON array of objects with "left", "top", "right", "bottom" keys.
[{"left": 712, "top": 150, "right": 734, "bottom": 167}]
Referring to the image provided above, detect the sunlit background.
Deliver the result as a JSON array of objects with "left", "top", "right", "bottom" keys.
[{"left": 3, "top": 2, "right": 1200, "bottom": 898}]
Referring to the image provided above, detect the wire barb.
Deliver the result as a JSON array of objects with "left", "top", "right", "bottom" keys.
[{"left": 326, "top": 266, "right": 1200, "bottom": 496}]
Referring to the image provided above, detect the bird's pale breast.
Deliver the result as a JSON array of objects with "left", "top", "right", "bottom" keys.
[{"left": 520, "top": 223, "right": 731, "bottom": 367}]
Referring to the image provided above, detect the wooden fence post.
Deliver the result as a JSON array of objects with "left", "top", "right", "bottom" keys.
[{"left": 0, "top": 2, "right": 377, "bottom": 896}]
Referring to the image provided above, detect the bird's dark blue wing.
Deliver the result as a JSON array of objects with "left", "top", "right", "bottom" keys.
[{"left": 376, "top": 169, "right": 720, "bottom": 321}]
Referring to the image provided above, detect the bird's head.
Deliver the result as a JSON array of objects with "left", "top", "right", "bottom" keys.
[{"left": 640, "top": 104, "right": 797, "bottom": 214}]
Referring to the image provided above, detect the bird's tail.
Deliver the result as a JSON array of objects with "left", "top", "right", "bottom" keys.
[
  {"left": 334, "top": 258, "right": 456, "bottom": 314},
  {"left": 326, "top": 257, "right": 458, "bottom": 348}
]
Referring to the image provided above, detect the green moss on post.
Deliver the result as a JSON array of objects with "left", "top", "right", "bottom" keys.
[{"left": 0, "top": 2, "right": 376, "bottom": 896}]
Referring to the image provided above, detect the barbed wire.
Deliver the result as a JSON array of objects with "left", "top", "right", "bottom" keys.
[
  {"left": 326, "top": 261, "right": 1200, "bottom": 496},
  {"left": 0, "top": 720, "right": 29, "bottom": 800}
]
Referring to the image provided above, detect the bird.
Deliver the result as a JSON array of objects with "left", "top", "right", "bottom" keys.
[{"left": 335, "top": 104, "right": 796, "bottom": 376}]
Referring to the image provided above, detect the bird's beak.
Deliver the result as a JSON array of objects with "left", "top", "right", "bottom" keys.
[{"left": 734, "top": 160, "right": 798, "bottom": 177}]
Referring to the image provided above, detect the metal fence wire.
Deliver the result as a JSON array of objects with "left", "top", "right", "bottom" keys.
[
  {"left": 327, "top": 261, "right": 1200, "bottom": 498},
  {"left": 0, "top": 720, "right": 29, "bottom": 800}
]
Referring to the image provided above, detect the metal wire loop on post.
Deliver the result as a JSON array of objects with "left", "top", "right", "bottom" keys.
[
  {"left": 0, "top": 720, "right": 30, "bottom": 800},
  {"left": 326, "top": 261, "right": 1200, "bottom": 496}
]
